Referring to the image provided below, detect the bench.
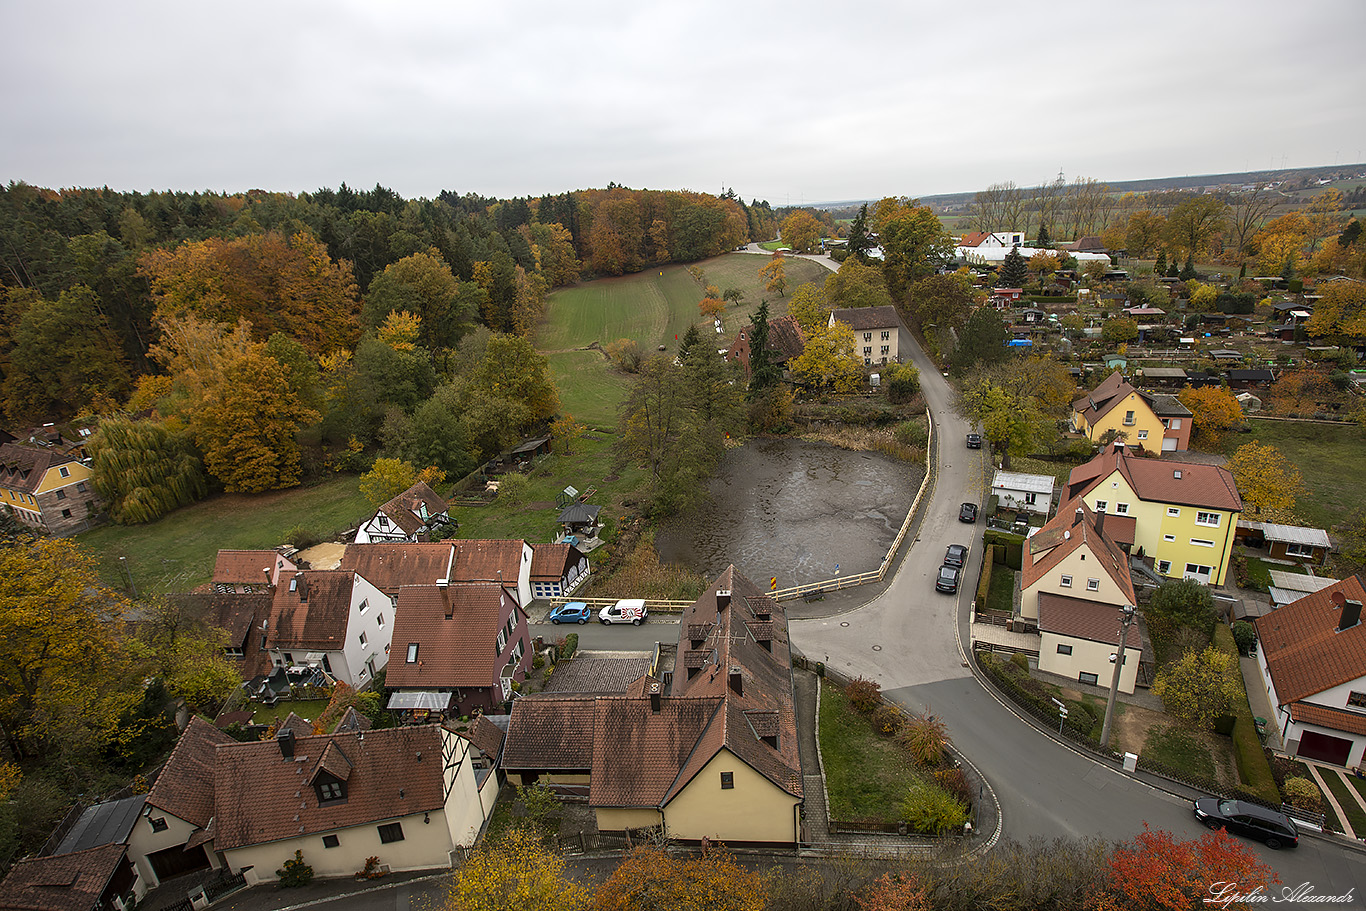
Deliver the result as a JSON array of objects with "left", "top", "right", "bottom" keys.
[{"left": 803, "top": 588, "right": 827, "bottom": 603}]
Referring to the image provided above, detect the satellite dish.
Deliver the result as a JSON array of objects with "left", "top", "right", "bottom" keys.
[{"left": 1332, "top": 591, "right": 1348, "bottom": 609}]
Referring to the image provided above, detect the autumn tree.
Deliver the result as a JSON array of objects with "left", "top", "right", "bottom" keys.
[
  {"left": 780, "top": 210, "right": 823, "bottom": 254},
  {"left": 1227, "top": 442, "right": 1304, "bottom": 522},
  {"left": 138, "top": 599, "right": 240, "bottom": 715},
  {"left": 759, "top": 254, "right": 787, "bottom": 296},
  {"left": 1177, "top": 384, "right": 1243, "bottom": 449},
  {"left": 87, "top": 416, "right": 208, "bottom": 524},
  {"left": 604, "top": 338, "right": 644, "bottom": 373},
  {"left": 469, "top": 333, "right": 560, "bottom": 423},
  {"left": 359, "top": 458, "right": 446, "bottom": 508},
  {"left": 1124, "top": 210, "right": 1167, "bottom": 259},
  {"left": 871, "top": 198, "right": 953, "bottom": 297},
  {"left": 902, "top": 273, "right": 976, "bottom": 332},
  {"left": 1097, "top": 824, "right": 1277, "bottom": 911},
  {"left": 699, "top": 295, "right": 726, "bottom": 320},
  {"left": 1305, "top": 278, "right": 1366, "bottom": 343},
  {"left": 1226, "top": 186, "right": 1277, "bottom": 261},
  {"left": 789, "top": 322, "right": 863, "bottom": 393},
  {"left": 825, "top": 259, "right": 893, "bottom": 311},
  {"left": 0, "top": 538, "right": 144, "bottom": 760},
  {"left": 1163, "top": 196, "right": 1228, "bottom": 263},
  {"left": 786, "top": 282, "right": 830, "bottom": 335},
  {"left": 998, "top": 245, "right": 1029, "bottom": 288},
  {"left": 140, "top": 230, "right": 361, "bottom": 357},
  {"left": 595, "top": 846, "right": 768, "bottom": 911},
  {"left": 551, "top": 414, "right": 585, "bottom": 455},
  {"left": 362, "top": 248, "right": 479, "bottom": 349},
  {"left": 856, "top": 873, "right": 930, "bottom": 911},
  {"left": 1101, "top": 317, "right": 1138, "bottom": 346},
  {"left": 1253, "top": 211, "right": 1312, "bottom": 276},
  {"left": 1152, "top": 646, "right": 1241, "bottom": 730},
  {"left": 961, "top": 379, "right": 1039, "bottom": 469},
  {"left": 446, "top": 825, "right": 589, "bottom": 911}
]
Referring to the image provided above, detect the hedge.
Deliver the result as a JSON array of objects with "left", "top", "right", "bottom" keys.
[
  {"left": 976, "top": 547, "right": 995, "bottom": 605},
  {"left": 982, "top": 530, "right": 1024, "bottom": 570},
  {"left": 1212, "top": 623, "right": 1281, "bottom": 804},
  {"left": 977, "top": 651, "right": 1096, "bottom": 740}
]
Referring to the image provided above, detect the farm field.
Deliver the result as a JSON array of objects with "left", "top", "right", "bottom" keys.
[{"left": 77, "top": 475, "right": 368, "bottom": 596}]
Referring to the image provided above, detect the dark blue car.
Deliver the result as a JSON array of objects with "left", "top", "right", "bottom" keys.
[{"left": 548, "top": 602, "right": 591, "bottom": 625}]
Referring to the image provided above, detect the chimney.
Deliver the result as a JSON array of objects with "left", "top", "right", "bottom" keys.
[
  {"left": 438, "top": 579, "right": 451, "bottom": 619},
  {"left": 716, "top": 589, "right": 731, "bottom": 612},
  {"left": 649, "top": 681, "right": 661, "bottom": 713},
  {"left": 1336, "top": 592, "right": 1362, "bottom": 632},
  {"left": 728, "top": 667, "right": 743, "bottom": 696},
  {"left": 1095, "top": 510, "right": 1106, "bottom": 537},
  {"left": 1074, "top": 508, "right": 1084, "bottom": 527},
  {"left": 296, "top": 574, "right": 308, "bottom": 601},
  {"left": 277, "top": 728, "right": 296, "bottom": 759}
]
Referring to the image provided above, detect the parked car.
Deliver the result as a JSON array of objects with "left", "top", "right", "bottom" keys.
[
  {"left": 935, "top": 564, "right": 961, "bottom": 593},
  {"left": 1192, "top": 798, "right": 1299, "bottom": 849},
  {"left": 959, "top": 502, "right": 978, "bottom": 523},
  {"left": 600, "top": 598, "right": 648, "bottom": 625},
  {"left": 944, "top": 544, "right": 968, "bottom": 567},
  {"left": 548, "top": 602, "right": 591, "bottom": 625},
  {"left": 966, "top": 433, "right": 982, "bottom": 449}
]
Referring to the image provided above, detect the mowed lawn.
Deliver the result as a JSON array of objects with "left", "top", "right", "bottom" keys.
[
  {"left": 77, "top": 475, "right": 368, "bottom": 596},
  {"left": 547, "top": 349, "right": 633, "bottom": 429},
  {"left": 1241, "top": 418, "right": 1366, "bottom": 529}
]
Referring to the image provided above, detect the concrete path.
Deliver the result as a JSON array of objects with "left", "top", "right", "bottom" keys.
[{"left": 1305, "top": 762, "right": 1359, "bottom": 838}]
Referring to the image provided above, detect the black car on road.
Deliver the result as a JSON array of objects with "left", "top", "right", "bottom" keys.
[
  {"left": 959, "top": 502, "right": 978, "bottom": 523},
  {"left": 1193, "top": 797, "right": 1298, "bottom": 849},
  {"left": 944, "top": 544, "right": 968, "bottom": 567},
  {"left": 966, "top": 433, "right": 982, "bottom": 449},
  {"left": 935, "top": 564, "right": 961, "bottom": 593}
]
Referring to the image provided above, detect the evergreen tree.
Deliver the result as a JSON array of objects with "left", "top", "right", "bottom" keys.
[
  {"left": 847, "top": 203, "right": 872, "bottom": 261},
  {"left": 1167, "top": 258, "right": 1181, "bottom": 278},
  {"left": 1180, "top": 255, "right": 1198, "bottom": 281},
  {"left": 1154, "top": 249, "right": 1167, "bottom": 275},
  {"left": 677, "top": 324, "right": 701, "bottom": 362},
  {"left": 745, "top": 300, "right": 781, "bottom": 398},
  {"left": 950, "top": 306, "right": 1009, "bottom": 375},
  {"left": 1280, "top": 252, "right": 1297, "bottom": 283},
  {"left": 998, "top": 246, "right": 1029, "bottom": 289},
  {"left": 1036, "top": 224, "right": 1051, "bottom": 248}
]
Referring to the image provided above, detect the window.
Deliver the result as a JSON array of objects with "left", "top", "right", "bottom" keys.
[
  {"left": 1024, "top": 492, "right": 1037, "bottom": 505},
  {"left": 376, "top": 613, "right": 385, "bottom": 628},
  {"left": 58, "top": 466, "right": 70, "bottom": 478},
  {"left": 283, "top": 653, "right": 294, "bottom": 664},
  {"left": 1087, "top": 578, "right": 1100, "bottom": 592},
  {"left": 1079, "top": 672, "right": 1100, "bottom": 686},
  {"left": 1167, "top": 507, "right": 1180, "bottom": 517},
  {"left": 1059, "top": 575, "right": 1073, "bottom": 588},
  {"left": 720, "top": 771, "right": 734, "bottom": 789},
  {"left": 317, "top": 780, "right": 344, "bottom": 803},
  {"left": 1164, "top": 534, "right": 1176, "bottom": 542},
  {"left": 359, "top": 631, "right": 368, "bottom": 647},
  {"left": 1123, "top": 410, "right": 1135, "bottom": 425},
  {"left": 863, "top": 332, "right": 872, "bottom": 342},
  {"left": 61, "top": 509, "right": 72, "bottom": 518},
  {"left": 1284, "top": 542, "right": 1315, "bottom": 557},
  {"left": 76, "top": 481, "right": 87, "bottom": 493},
  {"left": 1190, "top": 538, "right": 1215, "bottom": 548},
  {"left": 359, "top": 599, "right": 369, "bottom": 614},
  {"left": 323, "top": 835, "right": 340, "bottom": 848},
  {"left": 378, "top": 823, "right": 405, "bottom": 844},
  {"left": 1114, "top": 503, "right": 1129, "bottom": 514},
  {"left": 1157, "top": 560, "right": 1172, "bottom": 574},
  {"left": 1196, "top": 512, "right": 1220, "bottom": 527},
  {"left": 149, "top": 816, "right": 168, "bottom": 833},
  {"left": 1056, "top": 643, "right": 1073, "bottom": 655},
  {"left": 1170, "top": 418, "right": 1181, "bottom": 429},
  {"left": 863, "top": 346, "right": 872, "bottom": 356},
  {"left": 55, "top": 488, "right": 66, "bottom": 500},
  {"left": 406, "top": 643, "right": 419, "bottom": 663},
  {"left": 224, "top": 646, "right": 244, "bottom": 658},
  {"left": 880, "top": 345, "right": 889, "bottom": 355},
  {"left": 1094, "top": 501, "right": 1107, "bottom": 512},
  {"left": 1348, "top": 691, "right": 1366, "bottom": 709},
  {"left": 1137, "top": 430, "right": 1148, "bottom": 440},
  {"left": 881, "top": 330, "right": 890, "bottom": 340},
  {"left": 377, "top": 515, "right": 389, "bottom": 527}
]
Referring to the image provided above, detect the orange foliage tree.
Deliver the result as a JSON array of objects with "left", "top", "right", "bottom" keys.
[
  {"left": 593, "top": 846, "right": 768, "bottom": 911},
  {"left": 856, "top": 873, "right": 930, "bottom": 911},
  {"left": 1096, "top": 823, "right": 1277, "bottom": 911},
  {"left": 1176, "top": 384, "right": 1243, "bottom": 450}
]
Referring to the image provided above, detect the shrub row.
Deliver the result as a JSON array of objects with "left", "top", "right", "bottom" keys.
[{"left": 976, "top": 651, "right": 1097, "bottom": 740}]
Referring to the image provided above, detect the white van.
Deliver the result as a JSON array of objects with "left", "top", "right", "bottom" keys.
[{"left": 599, "top": 599, "right": 648, "bottom": 625}]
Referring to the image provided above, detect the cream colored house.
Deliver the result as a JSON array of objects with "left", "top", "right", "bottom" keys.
[
  {"left": 502, "top": 567, "right": 803, "bottom": 846},
  {"left": 1022, "top": 502, "right": 1142, "bottom": 694}
]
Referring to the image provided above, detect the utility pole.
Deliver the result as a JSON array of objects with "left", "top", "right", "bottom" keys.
[{"left": 1100, "top": 603, "right": 1136, "bottom": 749}]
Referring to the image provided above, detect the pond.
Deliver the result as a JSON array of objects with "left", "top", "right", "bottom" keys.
[{"left": 655, "top": 437, "right": 924, "bottom": 588}]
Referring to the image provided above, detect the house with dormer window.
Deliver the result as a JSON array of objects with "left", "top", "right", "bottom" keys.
[
  {"left": 263, "top": 570, "right": 393, "bottom": 689},
  {"left": 354, "top": 481, "right": 452, "bottom": 544},
  {"left": 0, "top": 441, "right": 102, "bottom": 535}
]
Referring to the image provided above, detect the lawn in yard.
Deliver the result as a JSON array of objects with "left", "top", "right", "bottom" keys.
[
  {"left": 247, "top": 699, "right": 331, "bottom": 727},
  {"left": 986, "top": 567, "right": 1015, "bottom": 613},
  {"left": 546, "top": 349, "right": 633, "bottom": 429},
  {"left": 818, "top": 681, "right": 919, "bottom": 824},
  {"left": 1319, "top": 768, "right": 1366, "bottom": 835},
  {"left": 1238, "top": 551, "right": 1305, "bottom": 592},
  {"left": 77, "top": 475, "right": 368, "bottom": 596},
  {"left": 1239, "top": 418, "right": 1366, "bottom": 530},
  {"left": 1142, "top": 724, "right": 1217, "bottom": 779}
]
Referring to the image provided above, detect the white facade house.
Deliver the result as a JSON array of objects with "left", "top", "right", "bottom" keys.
[
  {"left": 265, "top": 571, "right": 394, "bottom": 689},
  {"left": 354, "top": 481, "right": 452, "bottom": 544},
  {"left": 992, "top": 470, "right": 1055, "bottom": 516}
]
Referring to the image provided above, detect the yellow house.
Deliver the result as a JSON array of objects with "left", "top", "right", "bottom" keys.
[
  {"left": 0, "top": 441, "right": 102, "bottom": 535},
  {"left": 1066, "top": 446, "right": 1242, "bottom": 585},
  {"left": 1021, "top": 502, "right": 1143, "bottom": 693},
  {"left": 502, "top": 567, "right": 804, "bottom": 846},
  {"left": 1071, "top": 372, "right": 1170, "bottom": 456}
]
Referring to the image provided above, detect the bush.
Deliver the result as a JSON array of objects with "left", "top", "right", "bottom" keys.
[
  {"left": 531, "top": 655, "right": 545, "bottom": 670},
  {"left": 901, "top": 780, "right": 968, "bottom": 835},
  {"left": 277, "top": 850, "right": 314, "bottom": 887},
  {"left": 897, "top": 713, "right": 950, "bottom": 766},
  {"left": 977, "top": 651, "right": 1097, "bottom": 741},
  {"left": 976, "top": 550, "right": 994, "bottom": 606},
  {"left": 934, "top": 767, "right": 972, "bottom": 808},
  {"left": 871, "top": 704, "right": 904, "bottom": 736},
  {"left": 496, "top": 472, "right": 529, "bottom": 506},
  {"left": 1011, "top": 651, "right": 1029, "bottom": 672},
  {"left": 1231, "top": 620, "right": 1257, "bottom": 656},
  {"left": 1149, "top": 579, "right": 1217, "bottom": 635},
  {"left": 355, "top": 856, "right": 386, "bottom": 880},
  {"left": 558, "top": 633, "right": 579, "bottom": 662},
  {"left": 283, "top": 525, "right": 322, "bottom": 550},
  {"left": 894, "top": 419, "right": 928, "bottom": 449},
  {"left": 1283, "top": 777, "right": 1323, "bottom": 812},
  {"left": 845, "top": 677, "right": 882, "bottom": 714}
]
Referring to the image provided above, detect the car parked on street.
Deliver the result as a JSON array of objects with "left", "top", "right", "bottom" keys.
[
  {"left": 966, "top": 433, "right": 982, "bottom": 449},
  {"left": 1193, "top": 798, "right": 1299, "bottom": 849},
  {"left": 599, "top": 598, "right": 648, "bottom": 625},
  {"left": 944, "top": 544, "right": 968, "bottom": 567},
  {"left": 959, "top": 502, "right": 978, "bottom": 523},
  {"left": 548, "top": 602, "right": 591, "bottom": 625},
  {"left": 935, "top": 564, "right": 961, "bottom": 593}
]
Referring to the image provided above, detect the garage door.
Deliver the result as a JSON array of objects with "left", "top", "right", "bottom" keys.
[
  {"left": 1162, "top": 437, "right": 1177, "bottom": 452},
  {"left": 148, "top": 844, "right": 210, "bottom": 881},
  {"left": 1297, "top": 730, "right": 1352, "bottom": 766}
]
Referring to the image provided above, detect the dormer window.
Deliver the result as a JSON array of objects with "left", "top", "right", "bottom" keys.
[
  {"left": 378, "top": 515, "right": 389, "bottom": 527},
  {"left": 316, "top": 777, "right": 346, "bottom": 804}
]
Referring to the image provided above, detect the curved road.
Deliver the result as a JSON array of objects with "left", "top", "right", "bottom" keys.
[{"left": 779, "top": 254, "right": 1366, "bottom": 891}]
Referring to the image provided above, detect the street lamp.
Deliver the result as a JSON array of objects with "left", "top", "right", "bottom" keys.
[{"left": 1100, "top": 603, "right": 1136, "bottom": 750}]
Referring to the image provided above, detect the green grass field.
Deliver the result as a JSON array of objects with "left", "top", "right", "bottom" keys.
[
  {"left": 546, "top": 349, "right": 634, "bottom": 429},
  {"left": 818, "top": 682, "right": 920, "bottom": 823},
  {"left": 77, "top": 475, "right": 367, "bottom": 596},
  {"left": 1239, "top": 419, "right": 1366, "bottom": 529}
]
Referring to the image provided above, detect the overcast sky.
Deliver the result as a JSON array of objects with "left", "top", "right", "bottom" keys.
[{"left": 4, "top": 0, "right": 1363, "bottom": 205}]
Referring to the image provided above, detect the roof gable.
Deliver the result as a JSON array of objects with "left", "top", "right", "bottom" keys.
[
  {"left": 385, "top": 583, "right": 512, "bottom": 689},
  {"left": 267, "top": 571, "right": 358, "bottom": 650},
  {"left": 1255, "top": 575, "right": 1366, "bottom": 704},
  {"left": 145, "top": 716, "right": 237, "bottom": 827},
  {"left": 1023, "top": 499, "right": 1136, "bottom": 604},
  {"left": 0, "top": 845, "right": 127, "bottom": 911},
  {"left": 377, "top": 481, "right": 449, "bottom": 535},
  {"left": 1066, "top": 447, "right": 1241, "bottom": 512}
]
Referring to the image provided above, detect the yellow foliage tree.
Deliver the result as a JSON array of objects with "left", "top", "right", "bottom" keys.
[
  {"left": 699, "top": 296, "right": 725, "bottom": 320},
  {"left": 1177, "top": 385, "right": 1243, "bottom": 450},
  {"left": 1305, "top": 279, "right": 1366, "bottom": 342},
  {"left": 359, "top": 458, "right": 446, "bottom": 508},
  {"left": 786, "top": 282, "right": 830, "bottom": 335},
  {"left": 759, "top": 254, "right": 787, "bottom": 296},
  {"left": 1228, "top": 442, "right": 1304, "bottom": 522},
  {"left": 789, "top": 322, "right": 863, "bottom": 393},
  {"left": 1151, "top": 646, "right": 1242, "bottom": 730},
  {"left": 780, "top": 211, "right": 823, "bottom": 254},
  {"left": 377, "top": 311, "right": 422, "bottom": 351},
  {"left": 445, "top": 825, "right": 589, "bottom": 911},
  {"left": 595, "top": 846, "right": 770, "bottom": 911}
]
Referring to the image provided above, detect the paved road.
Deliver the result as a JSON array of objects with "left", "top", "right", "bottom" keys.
[{"left": 530, "top": 618, "right": 677, "bottom": 652}]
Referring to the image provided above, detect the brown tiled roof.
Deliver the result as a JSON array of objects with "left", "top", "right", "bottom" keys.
[
  {"left": 1066, "top": 447, "right": 1242, "bottom": 512},
  {"left": 959, "top": 231, "right": 991, "bottom": 247},
  {"left": 0, "top": 442, "right": 79, "bottom": 495},
  {"left": 830, "top": 305, "right": 902, "bottom": 333},
  {"left": 540, "top": 656, "right": 652, "bottom": 694},
  {"left": 1289, "top": 702, "right": 1366, "bottom": 737},
  {"left": 338, "top": 543, "right": 455, "bottom": 595},
  {"left": 378, "top": 481, "right": 449, "bottom": 536},
  {"left": 166, "top": 592, "right": 273, "bottom": 678},
  {"left": 1255, "top": 575, "right": 1366, "bottom": 704},
  {"left": 529, "top": 543, "right": 571, "bottom": 581},
  {"left": 145, "top": 717, "right": 235, "bottom": 827},
  {"left": 1022, "top": 499, "right": 1136, "bottom": 606},
  {"left": 589, "top": 696, "right": 724, "bottom": 808},
  {"left": 310, "top": 740, "right": 354, "bottom": 783},
  {"left": 334, "top": 707, "right": 371, "bottom": 733},
  {"left": 267, "top": 571, "right": 356, "bottom": 650},
  {"left": 212, "top": 726, "right": 447, "bottom": 851},
  {"left": 767, "top": 315, "right": 807, "bottom": 361},
  {"left": 1037, "top": 593, "right": 1141, "bottom": 648},
  {"left": 1071, "top": 371, "right": 1137, "bottom": 425},
  {"left": 451, "top": 540, "right": 526, "bottom": 584},
  {"left": 385, "top": 583, "right": 513, "bottom": 689},
  {"left": 0, "top": 845, "right": 127, "bottom": 911},
  {"left": 212, "top": 550, "right": 290, "bottom": 587},
  {"left": 502, "top": 697, "right": 598, "bottom": 770},
  {"left": 278, "top": 712, "right": 315, "bottom": 738},
  {"left": 460, "top": 715, "right": 505, "bottom": 760}
]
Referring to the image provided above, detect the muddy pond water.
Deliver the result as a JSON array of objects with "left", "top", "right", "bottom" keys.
[{"left": 655, "top": 437, "right": 925, "bottom": 588}]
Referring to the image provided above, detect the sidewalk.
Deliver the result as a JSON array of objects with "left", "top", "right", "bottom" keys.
[{"left": 209, "top": 870, "right": 448, "bottom": 911}]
